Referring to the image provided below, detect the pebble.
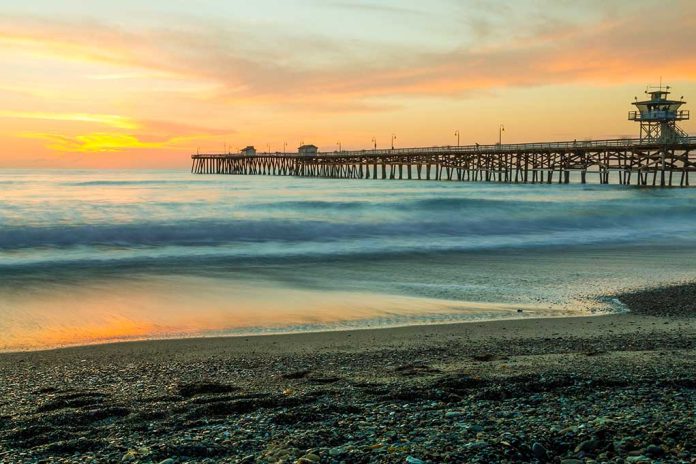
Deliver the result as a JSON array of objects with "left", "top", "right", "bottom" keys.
[
  {"left": 575, "top": 438, "right": 600, "bottom": 453},
  {"left": 328, "top": 447, "right": 344, "bottom": 456},
  {"left": 532, "top": 442, "right": 548, "bottom": 460},
  {"left": 645, "top": 444, "right": 663, "bottom": 456},
  {"left": 626, "top": 456, "right": 650, "bottom": 463},
  {"left": 405, "top": 457, "right": 425, "bottom": 464},
  {"left": 464, "top": 440, "right": 489, "bottom": 449}
]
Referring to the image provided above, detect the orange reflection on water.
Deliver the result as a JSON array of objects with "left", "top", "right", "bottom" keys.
[
  {"left": 0, "top": 275, "right": 560, "bottom": 352},
  {"left": 4, "top": 317, "right": 160, "bottom": 351}
]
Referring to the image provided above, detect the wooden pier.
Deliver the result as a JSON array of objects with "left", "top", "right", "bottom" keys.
[{"left": 191, "top": 137, "right": 696, "bottom": 187}]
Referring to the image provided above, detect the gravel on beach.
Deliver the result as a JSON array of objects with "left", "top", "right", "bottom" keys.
[
  {"left": 0, "top": 283, "right": 694, "bottom": 464},
  {"left": 615, "top": 282, "right": 696, "bottom": 318}
]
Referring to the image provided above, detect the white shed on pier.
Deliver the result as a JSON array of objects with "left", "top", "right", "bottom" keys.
[
  {"left": 240, "top": 146, "right": 257, "bottom": 156},
  {"left": 298, "top": 144, "right": 318, "bottom": 156}
]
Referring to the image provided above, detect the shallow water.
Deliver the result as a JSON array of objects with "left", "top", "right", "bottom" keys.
[{"left": 1, "top": 170, "right": 695, "bottom": 351}]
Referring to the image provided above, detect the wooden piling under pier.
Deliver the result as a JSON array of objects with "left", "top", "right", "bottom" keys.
[{"left": 191, "top": 137, "right": 696, "bottom": 187}]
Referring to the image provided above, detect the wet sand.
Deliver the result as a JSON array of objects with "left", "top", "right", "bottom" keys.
[{"left": 0, "top": 285, "right": 694, "bottom": 463}]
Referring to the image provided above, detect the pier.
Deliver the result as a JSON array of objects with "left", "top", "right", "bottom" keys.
[
  {"left": 192, "top": 137, "right": 696, "bottom": 187},
  {"left": 191, "top": 86, "right": 696, "bottom": 187}
]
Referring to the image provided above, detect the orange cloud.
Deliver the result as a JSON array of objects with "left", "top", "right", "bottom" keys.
[
  {"left": 0, "top": 111, "right": 139, "bottom": 129},
  {"left": 3, "top": 4, "right": 696, "bottom": 108},
  {"left": 20, "top": 131, "right": 212, "bottom": 153},
  {"left": 21, "top": 132, "right": 162, "bottom": 152},
  {"left": 2, "top": 109, "right": 234, "bottom": 154}
]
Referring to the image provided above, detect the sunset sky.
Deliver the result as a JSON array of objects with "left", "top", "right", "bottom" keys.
[{"left": 1, "top": 0, "right": 695, "bottom": 168}]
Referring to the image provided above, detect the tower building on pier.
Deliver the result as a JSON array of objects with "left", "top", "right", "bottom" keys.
[{"left": 629, "top": 84, "right": 689, "bottom": 142}]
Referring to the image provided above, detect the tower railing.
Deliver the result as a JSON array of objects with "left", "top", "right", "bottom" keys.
[{"left": 628, "top": 110, "right": 690, "bottom": 121}]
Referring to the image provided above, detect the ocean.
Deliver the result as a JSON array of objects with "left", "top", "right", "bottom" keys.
[{"left": 1, "top": 169, "right": 695, "bottom": 351}]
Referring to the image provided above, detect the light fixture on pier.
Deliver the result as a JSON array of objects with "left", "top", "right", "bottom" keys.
[
  {"left": 454, "top": 130, "right": 460, "bottom": 147},
  {"left": 391, "top": 134, "right": 397, "bottom": 150},
  {"left": 371, "top": 137, "right": 377, "bottom": 150}
]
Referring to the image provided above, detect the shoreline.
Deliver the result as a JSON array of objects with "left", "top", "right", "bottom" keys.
[
  {"left": 0, "top": 307, "right": 610, "bottom": 356},
  {"left": 0, "top": 284, "right": 694, "bottom": 463},
  {"left": 5, "top": 283, "right": 684, "bottom": 357}
]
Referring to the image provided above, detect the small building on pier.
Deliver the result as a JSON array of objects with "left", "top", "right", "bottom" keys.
[
  {"left": 240, "top": 146, "right": 257, "bottom": 156},
  {"left": 298, "top": 144, "right": 318, "bottom": 156}
]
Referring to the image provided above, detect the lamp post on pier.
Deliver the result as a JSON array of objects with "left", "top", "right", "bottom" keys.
[
  {"left": 371, "top": 137, "right": 377, "bottom": 150},
  {"left": 337, "top": 141, "right": 342, "bottom": 152},
  {"left": 391, "top": 134, "right": 397, "bottom": 150},
  {"left": 283, "top": 141, "right": 287, "bottom": 153},
  {"left": 454, "top": 130, "right": 460, "bottom": 147},
  {"left": 498, "top": 124, "right": 505, "bottom": 145}
]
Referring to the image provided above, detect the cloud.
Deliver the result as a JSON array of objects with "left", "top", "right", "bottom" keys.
[
  {"left": 20, "top": 131, "right": 211, "bottom": 153},
  {"left": 0, "top": 111, "right": 139, "bottom": 129},
  {"left": 318, "top": 1, "right": 424, "bottom": 16},
  {"left": 1, "top": 1, "right": 696, "bottom": 109},
  {"left": 21, "top": 132, "right": 163, "bottom": 153},
  {"left": 2, "top": 109, "right": 234, "bottom": 153}
]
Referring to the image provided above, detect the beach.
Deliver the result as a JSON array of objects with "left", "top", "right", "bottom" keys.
[{"left": 0, "top": 284, "right": 694, "bottom": 463}]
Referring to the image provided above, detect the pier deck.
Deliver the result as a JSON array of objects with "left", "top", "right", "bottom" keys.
[{"left": 191, "top": 137, "right": 696, "bottom": 187}]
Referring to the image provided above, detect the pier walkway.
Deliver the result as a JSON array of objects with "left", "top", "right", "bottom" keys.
[{"left": 191, "top": 136, "right": 696, "bottom": 187}]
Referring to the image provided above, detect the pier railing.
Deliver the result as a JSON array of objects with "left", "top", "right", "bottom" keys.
[{"left": 193, "top": 136, "right": 696, "bottom": 159}]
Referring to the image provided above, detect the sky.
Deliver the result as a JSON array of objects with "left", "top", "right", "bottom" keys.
[{"left": 0, "top": 0, "right": 695, "bottom": 168}]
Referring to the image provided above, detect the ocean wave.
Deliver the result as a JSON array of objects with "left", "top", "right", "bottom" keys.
[
  {"left": 62, "top": 180, "right": 200, "bottom": 186},
  {"left": 257, "top": 200, "right": 371, "bottom": 210},
  {"left": 1, "top": 236, "right": 694, "bottom": 290},
  {"left": 0, "top": 209, "right": 694, "bottom": 250},
  {"left": 256, "top": 197, "right": 537, "bottom": 212}
]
